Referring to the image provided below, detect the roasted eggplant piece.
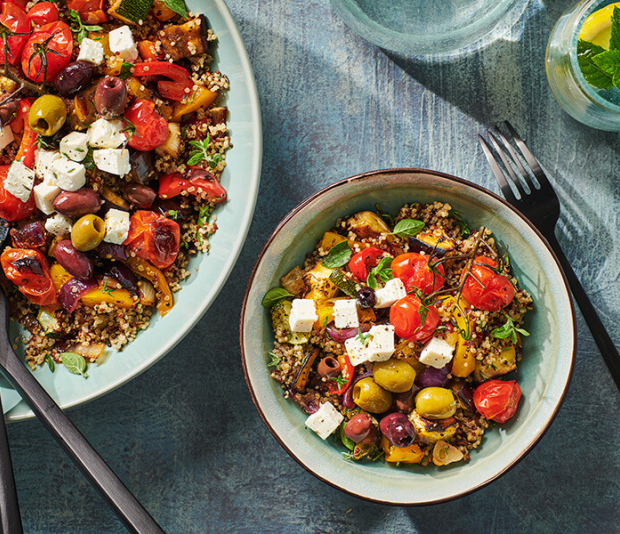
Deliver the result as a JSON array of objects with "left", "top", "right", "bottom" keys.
[
  {"left": 409, "top": 227, "right": 456, "bottom": 256},
  {"left": 279, "top": 265, "right": 306, "bottom": 296},
  {"left": 292, "top": 348, "right": 320, "bottom": 393}
]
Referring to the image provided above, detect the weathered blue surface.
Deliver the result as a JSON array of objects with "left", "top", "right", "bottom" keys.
[{"left": 7, "top": 0, "right": 620, "bottom": 532}]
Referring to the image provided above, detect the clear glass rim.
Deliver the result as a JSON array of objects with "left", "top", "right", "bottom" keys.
[{"left": 569, "top": 0, "right": 620, "bottom": 113}]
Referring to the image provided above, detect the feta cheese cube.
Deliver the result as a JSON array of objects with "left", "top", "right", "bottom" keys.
[
  {"left": 305, "top": 402, "right": 343, "bottom": 440},
  {"left": 35, "top": 150, "right": 62, "bottom": 183},
  {"left": 45, "top": 213, "right": 72, "bottom": 236},
  {"left": 108, "top": 26, "right": 138, "bottom": 62},
  {"left": 88, "top": 118, "right": 126, "bottom": 149},
  {"left": 288, "top": 299, "right": 318, "bottom": 333},
  {"left": 51, "top": 159, "right": 86, "bottom": 191},
  {"left": 33, "top": 183, "right": 61, "bottom": 215},
  {"left": 333, "top": 299, "right": 359, "bottom": 329},
  {"left": 103, "top": 209, "right": 130, "bottom": 244},
  {"left": 344, "top": 336, "right": 370, "bottom": 366},
  {"left": 367, "top": 325, "right": 395, "bottom": 362},
  {"left": 419, "top": 336, "right": 455, "bottom": 369},
  {"left": 5, "top": 161, "right": 34, "bottom": 203},
  {"left": 60, "top": 132, "right": 89, "bottom": 161},
  {"left": 374, "top": 278, "right": 407, "bottom": 308},
  {"left": 77, "top": 38, "right": 104, "bottom": 65},
  {"left": 93, "top": 148, "right": 131, "bottom": 176},
  {"left": 0, "top": 125, "right": 14, "bottom": 151}
]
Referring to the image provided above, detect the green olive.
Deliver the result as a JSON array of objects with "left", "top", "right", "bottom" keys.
[
  {"left": 415, "top": 387, "right": 457, "bottom": 420},
  {"left": 352, "top": 377, "right": 393, "bottom": 413},
  {"left": 373, "top": 359, "right": 416, "bottom": 393},
  {"left": 71, "top": 214, "right": 105, "bottom": 252},
  {"left": 28, "top": 95, "right": 67, "bottom": 136}
]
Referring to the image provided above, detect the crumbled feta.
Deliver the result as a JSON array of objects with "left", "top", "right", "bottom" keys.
[
  {"left": 305, "top": 402, "right": 343, "bottom": 440},
  {"left": 0, "top": 125, "right": 14, "bottom": 151},
  {"left": 88, "top": 118, "right": 126, "bottom": 149},
  {"left": 366, "top": 325, "right": 395, "bottom": 362},
  {"left": 77, "top": 38, "right": 104, "bottom": 65},
  {"left": 51, "top": 159, "right": 86, "bottom": 191},
  {"left": 93, "top": 148, "right": 131, "bottom": 176},
  {"left": 45, "top": 213, "right": 72, "bottom": 236},
  {"left": 419, "top": 336, "right": 455, "bottom": 369},
  {"left": 60, "top": 131, "right": 89, "bottom": 161},
  {"left": 288, "top": 298, "right": 318, "bottom": 333},
  {"left": 374, "top": 278, "right": 407, "bottom": 308},
  {"left": 103, "top": 209, "right": 130, "bottom": 244},
  {"left": 333, "top": 299, "right": 359, "bottom": 329},
  {"left": 5, "top": 161, "right": 34, "bottom": 203},
  {"left": 108, "top": 26, "right": 138, "bottom": 62},
  {"left": 33, "top": 183, "right": 61, "bottom": 215},
  {"left": 35, "top": 150, "right": 62, "bottom": 183}
]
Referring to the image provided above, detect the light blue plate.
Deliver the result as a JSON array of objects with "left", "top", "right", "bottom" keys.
[
  {"left": 4, "top": 0, "right": 262, "bottom": 421},
  {"left": 241, "top": 169, "right": 576, "bottom": 505}
]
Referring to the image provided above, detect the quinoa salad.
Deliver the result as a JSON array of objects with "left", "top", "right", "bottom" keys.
[
  {"left": 0, "top": 0, "right": 230, "bottom": 375},
  {"left": 262, "top": 203, "right": 533, "bottom": 467}
]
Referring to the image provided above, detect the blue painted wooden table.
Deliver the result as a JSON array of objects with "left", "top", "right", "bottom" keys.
[{"left": 6, "top": 0, "right": 620, "bottom": 532}]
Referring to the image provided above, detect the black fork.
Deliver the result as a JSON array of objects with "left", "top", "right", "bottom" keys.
[{"left": 479, "top": 121, "right": 620, "bottom": 391}]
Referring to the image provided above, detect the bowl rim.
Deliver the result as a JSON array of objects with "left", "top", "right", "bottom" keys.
[{"left": 239, "top": 167, "right": 577, "bottom": 505}]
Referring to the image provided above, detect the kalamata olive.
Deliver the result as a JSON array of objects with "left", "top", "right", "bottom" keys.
[
  {"left": 54, "top": 240, "right": 93, "bottom": 280},
  {"left": 0, "top": 98, "right": 19, "bottom": 127},
  {"left": 95, "top": 76, "right": 127, "bottom": 118},
  {"left": 10, "top": 221, "right": 46, "bottom": 248},
  {"left": 394, "top": 385, "right": 420, "bottom": 413},
  {"left": 124, "top": 184, "right": 156, "bottom": 209},
  {"left": 129, "top": 149, "right": 155, "bottom": 184},
  {"left": 54, "top": 189, "right": 102, "bottom": 218},
  {"left": 415, "top": 364, "right": 451, "bottom": 389},
  {"left": 356, "top": 287, "right": 376, "bottom": 309},
  {"left": 71, "top": 214, "right": 105, "bottom": 252},
  {"left": 344, "top": 413, "right": 373, "bottom": 443},
  {"left": 317, "top": 357, "right": 340, "bottom": 379},
  {"left": 55, "top": 61, "right": 95, "bottom": 97},
  {"left": 380, "top": 413, "right": 416, "bottom": 448}
]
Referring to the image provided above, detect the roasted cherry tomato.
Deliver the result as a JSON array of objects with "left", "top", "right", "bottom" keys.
[
  {"left": 66, "top": 0, "right": 107, "bottom": 24},
  {"left": 1, "top": 248, "right": 57, "bottom": 306},
  {"left": 124, "top": 210, "right": 180, "bottom": 269},
  {"left": 158, "top": 168, "right": 227, "bottom": 203},
  {"left": 123, "top": 99, "right": 169, "bottom": 152},
  {"left": 0, "top": 3, "right": 30, "bottom": 66},
  {"left": 26, "top": 2, "right": 59, "bottom": 26},
  {"left": 462, "top": 256, "right": 515, "bottom": 311},
  {"left": 348, "top": 247, "right": 386, "bottom": 281},
  {"left": 389, "top": 294, "right": 440, "bottom": 342},
  {"left": 0, "top": 165, "right": 36, "bottom": 222},
  {"left": 4, "top": 0, "right": 28, "bottom": 11},
  {"left": 21, "top": 21, "right": 72, "bottom": 82},
  {"left": 473, "top": 379, "right": 521, "bottom": 423},
  {"left": 131, "top": 61, "right": 193, "bottom": 101},
  {"left": 392, "top": 252, "right": 445, "bottom": 296}
]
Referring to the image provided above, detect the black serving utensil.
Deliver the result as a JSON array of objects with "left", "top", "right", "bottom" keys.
[
  {"left": 0, "top": 394, "right": 22, "bottom": 534},
  {"left": 0, "top": 290, "right": 165, "bottom": 534}
]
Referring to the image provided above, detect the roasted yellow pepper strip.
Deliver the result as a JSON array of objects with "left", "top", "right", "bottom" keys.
[
  {"left": 50, "top": 263, "right": 72, "bottom": 292},
  {"left": 125, "top": 256, "right": 174, "bottom": 316},
  {"left": 171, "top": 86, "right": 218, "bottom": 122},
  {"left": 381, "top": 437, "right": 425, "bottom": 464},
  {"left": 81, "top": 284, "right": 134, "bottom": 309}
]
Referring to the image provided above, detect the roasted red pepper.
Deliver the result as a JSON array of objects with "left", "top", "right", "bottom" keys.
[
  {"left": 0, "top": 165, "right": 36, "bottom": 222},
  {"left": 1, "top": 248, "right": 57, "bottom": 306},
  {"left": 124, "top": 210, "right": 180, "bottom": 269},
  {"left": 131, "top": 61, "right": 193, "bottom": 101},
  {"left": 158, "top": 168, "right": 226, "bottom": 203},
  {"left": 12, "top": 99, "right": 37, "bottom": 169},
  {"left": 328, "top": 354, "right": 355, "bottom": 395}
]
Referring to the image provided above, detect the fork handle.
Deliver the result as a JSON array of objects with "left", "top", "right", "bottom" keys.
[
  {"left": 0, "top": 396, "right": 22, "bottom": 534},
  {"left": 546, "top": 233, "right": 620, "bottom": 387}
]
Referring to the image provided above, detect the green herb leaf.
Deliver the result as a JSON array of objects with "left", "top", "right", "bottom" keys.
[
  {"left": 578, "top": 39, "right": 614, "bottom": 89},
  {"left": 121, "top": 118, "right": 139, "bottom": 140},
  {"left": 592, "top": 49, "right": 620, "bottom": 79},
  {"left": 491, "top": 315, "right": 530, "bottom": 345},
  {"left": 331, "top": 374, "right": 347, "bottom": 388},
  {"left": 163, "top": 0, "right": 189, "bottom": 19},
  {"left": 45, "top": 354, "right": 55, "bottom": 372},
  {"left": 68, "top": 9, "right": 102, "bottom": 44},
  {"left": 187, "top": 137, "right": 214, "bottom": 166},
  {"left": 389, "top": 219, "right": 424, "bottom": 238},
  {"left": 366, "top": 256, "right": 393, "bottom": 289},
  {"left": 118, "top": 61, "right": 134, "bottom": 80},
  {"left": 60, "top": 352, "right": 88, "bottom": 378},
  {"left": 340, "top": 422, "right": 355, "bottom": 451},
  {"left": 262, "top": 287, "right": 293, "bottom": 308},
  {"left": 322, "top": 241, "right": 352, "bottom": 268},
  {"left": 611, "top": 7, "right": 620, "bottom": 51},
  {"left": 449, "top": 209, "right": 471, "bottom": 237},
  {"left": 356, "top": 327, "right": 371, "bottom": 344},
  {"left": 168, "top": 209, "right": 178, "bottom": 219},
  {"left": 197, "top": 205, "right": 211, "bottom": 227},
  {"left": 268, "top": 351, "right": 281, "bottom": 368},
  {"left": 101, "top": 281, "right": 115, "bottom": 296}
]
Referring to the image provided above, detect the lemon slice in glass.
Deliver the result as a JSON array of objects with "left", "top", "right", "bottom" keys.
[{"left": 579, "top": 2, "right": 620, "bottom": 48}]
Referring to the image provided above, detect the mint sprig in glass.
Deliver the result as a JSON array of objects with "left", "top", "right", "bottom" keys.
[{"left": 578, "top": 6, "right": 620, "bottom": 89}]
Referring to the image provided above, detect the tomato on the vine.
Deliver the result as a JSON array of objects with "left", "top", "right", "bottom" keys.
[
  {"left": 21, "top": 21, "right": 72, "bottom": 82},
  {"left": 66, "top": 0, "right": 107, "bottom": 24},
  {"left": 462, "top": 256, "right": 515, "bottom": 311},
  {"left": 1, "top": 248, "right": 57, "bottom": 306},
  {"left": 26, "top": 2, "right": 59, "bottom": 26},
  {"left": 348, "top": 247, "right": 386, "bottom": 281},
  {"left": 389, "top": 294, "right": 440, "bottom": 342},
  {"left": 473, "top": 380, "right": 521, "bottom": 423},
  {"left": 0, "top": 3, "right": 30, "bottom": 66},
  {"left": 123, "top": 99, "right": 169, "bottom": 152},
  {"left": 124, "top": 210, "right": 180, "bottom": 269},
  {"left": 0, "top": 165, "right": 36, "bottom": 222},
  {"left": 392, "top": 252, "right": 445, "bottom": 296}
]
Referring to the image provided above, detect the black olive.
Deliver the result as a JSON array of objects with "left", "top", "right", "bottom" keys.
[
  {"left": 0, "top": 99, "right": 19, "bottom": 127},
  {"left": 55, "top": 61, "right": 95, "bottom": 97},
  {"left": 356, "top": 287, "right": 376, "bottom": 309}
]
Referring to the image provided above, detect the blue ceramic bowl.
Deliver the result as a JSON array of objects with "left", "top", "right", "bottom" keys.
[
  {"left": 240, "top": 169, "right": 575, "bottom": 505},
  {"left": 3, "top": 0, "right": 262, "bottom": 420}
]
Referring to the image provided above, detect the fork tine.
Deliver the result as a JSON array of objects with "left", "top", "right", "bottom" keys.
[
  {"left": 503, "top": 121, "right": 550, "bottom": 188},
  {"left": 487, "top": 131, "right": 527, "bottom": 197},
  {"left": 478, "top": 134, "right": 519, "bottom": 205},
  {"left": 492, "top": 126, "right": 537, "bottom": 192}
]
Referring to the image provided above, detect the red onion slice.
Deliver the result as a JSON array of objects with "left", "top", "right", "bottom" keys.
[
  {"left": 58, "top": 278, "right": 98, "bottom": 313},
  {"left": 326, "top": 323, "right": 371, "bottom": 343}
]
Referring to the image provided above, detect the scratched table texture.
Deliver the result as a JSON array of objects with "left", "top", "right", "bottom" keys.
[{"left": 5, "top": 0, "right": 620, "bottom": 533}]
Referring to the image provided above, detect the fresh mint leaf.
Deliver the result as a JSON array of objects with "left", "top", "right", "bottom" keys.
[
  {"left": 611, "top": 7, "right": 620, "bottom": 51},
  {"left": 389, "top": 219, "right": 424, "bottom": 238},
  {"left": 119, "top": 61, "right": 134, "bottom": 80},
  {"left": 61, "top": 352, "right": 88, "bottom": 378},
  {"left": 578, "top": 39, "right": 613, "bottom": 89},
  {"left": 187, "top": 136, "right": 221, "bottom": 167},
  {"left": 163, "top": 0, "right": 189, "bottom": 19},
  {"left": 592, "top": 49, "right": 620, "bottom": 78},
  {"left": 491, "top": 315, "right": 530, "bottom": 345},
  {"left": 261, "top": 287, "right": 293, "bottom": 308},
  {"left": 322, "top": 241, "right": 352, "bottom": 268}
]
